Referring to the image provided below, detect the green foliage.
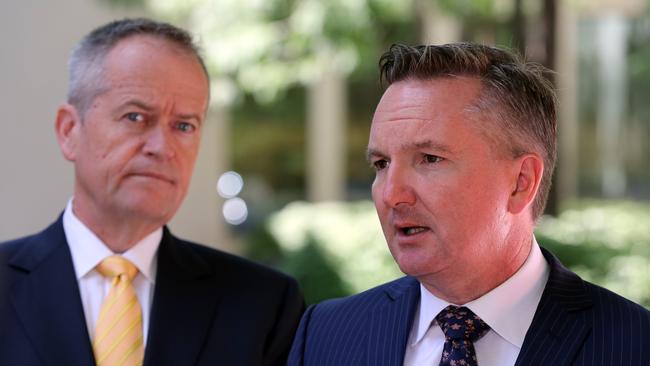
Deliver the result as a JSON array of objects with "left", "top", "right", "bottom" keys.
[
  {"left": 231, "top": 107, "right": 375, "bottom": 193},
  {"left": 130, "top": 0, "right": 418, "bottom": 105},
  {"left": 232, "top": 117, "right": 306, "bottom": 192},
  {"left": 536, "top": 200, "right": 650, "bottom": 307},
  {"left": 245, "top": 201, "right": 401, "bottom": 304},
  {"left": 248, "top": 199, "right": 650, "bottom": 307},
  {"left": 279, "top": 236, "right": 350, "bottom": 304},
  {"left": 246, "top": 223, "right": 350, "bottom": 303},
  {"left": 439, "top": 0, "right": 505, "bottom": 20}
]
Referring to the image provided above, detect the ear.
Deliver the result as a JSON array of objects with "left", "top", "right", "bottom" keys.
[
  {"left": 54, "top": 104, "right": 82, "bottom": 162},
  {"left": 507, "top": 154, "right": 544, "bottom": 215}
]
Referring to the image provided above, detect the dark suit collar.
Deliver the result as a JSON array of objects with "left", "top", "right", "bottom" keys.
[
  {"left": 143, "top": 229, "right": 220, "bottom": 366},
  {"left": 383, "top": 275, "right": 420, "bottom": 301},
  {"left": 9, "top": 215, "right": 96, "bottom": 366},
  {"left": 155, "top": 227, "right": 212, "bottom": 278},
  {"left": 538, "top": 247, "right": 592, "bottom": 312},
  {"left": 365, "top": 276, "right": 420, "bottom": 366},
  {"left": 515, "top": 247, "right": 593, "bottom": 366}
]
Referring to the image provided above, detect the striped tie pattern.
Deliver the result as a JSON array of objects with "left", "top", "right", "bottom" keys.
[{"left": 93, "top": 256, "right": 144, "bottom": 366}]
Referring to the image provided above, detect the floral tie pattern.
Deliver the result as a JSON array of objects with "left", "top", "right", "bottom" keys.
[{"left": 435, "top": 306, "right": 490, "bottom": 366}]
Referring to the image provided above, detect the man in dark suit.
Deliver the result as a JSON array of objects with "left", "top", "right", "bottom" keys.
[
  {"left": 0, "top": 18, "right": 303, "bottom": 366},
  {"left": 288, "top": 43, "right": 650, "bottom": 365}
]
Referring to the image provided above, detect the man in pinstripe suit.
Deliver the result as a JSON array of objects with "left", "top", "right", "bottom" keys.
[{"left": 288, "top": 43, "right": 650, "bottom": 366}]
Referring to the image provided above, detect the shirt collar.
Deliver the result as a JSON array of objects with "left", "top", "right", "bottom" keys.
[
  {"left": 412, "top": 237, "right": 549, "bottom": 348},
  {"left": 63, "top": 199, "right": 161, "bottom": 283}
]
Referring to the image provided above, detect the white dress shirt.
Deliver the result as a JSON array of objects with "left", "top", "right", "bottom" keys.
[
  {"left": 62, "top": 200, "right": 161, "bottom": 345},
  {"left": 403, "top": 238, "right": 549, "bottom": 366}
]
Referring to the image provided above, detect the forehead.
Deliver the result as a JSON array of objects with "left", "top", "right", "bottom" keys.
[
  {"left": 100, "top": 35, "right": 209, "bottom": 100},
  {"left": 369, "top": 77, "right": 486, "bottom": 153},
  {"left": 373, "top": 77, "right": 482, "bottom": 123}
]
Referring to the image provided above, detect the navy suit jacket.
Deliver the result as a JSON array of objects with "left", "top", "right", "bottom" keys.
[
  {"left": 288, "top": 248, "right": 650, "bottom": 365},
  {"left": 0, "top": 216, "right": 304, "bottom": 366}
]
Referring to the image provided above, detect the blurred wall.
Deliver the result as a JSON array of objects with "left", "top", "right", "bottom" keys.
[
  {"left": 0, "top": 1, "right": 229, "bottom": 251},
  {"left": 0, "top": 0, "right": 121, "bottom": 240}
]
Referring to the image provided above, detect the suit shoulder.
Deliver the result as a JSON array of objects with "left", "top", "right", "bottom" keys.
[
  {"left": 0, "top": 227, "right": 52, "bottom": 260},
  {"left": 313, "top": 276, "right": 417, "bottom": 315},
  {"left": 0, "top": 237, "right": 26, "bottom": 255},
  {"left": 294, "top": 276, "right": 418, "bottom": 352},
  {"left": 0, "top": 238, "right": 25, "bottom": 267},
  {"left": 174, "top": 238, "right": 298, "bottom": 285},
  {"left": 0, "top": 227, "right": 49, "bottom": 252},
  {"left": 583, "top": 279, "right": 650, "bottom": 322}
]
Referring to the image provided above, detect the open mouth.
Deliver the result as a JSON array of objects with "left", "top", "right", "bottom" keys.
[{"left": 400, "top": 226, "right": 429, "bottom": 236}]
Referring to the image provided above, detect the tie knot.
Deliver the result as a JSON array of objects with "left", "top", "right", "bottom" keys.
[
  {"left": 435, "top": 306, "right": 490, "bottom": 342},
  {"left": 96, "top": 256, "right": 138, "bottom": 281}
]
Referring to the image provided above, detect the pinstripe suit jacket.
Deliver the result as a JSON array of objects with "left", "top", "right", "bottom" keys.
[{"left": 288, "top": 248, "right": 650, "bottom": 365}]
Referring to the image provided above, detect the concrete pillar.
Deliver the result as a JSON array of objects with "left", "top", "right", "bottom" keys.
[
  {"left": 596, "top": 16, "right": 628, "bottom": 197},
  {"left": 307, "top": 64, "right": 346, "bottom": 202},
  {"left": 416, "top": 0, "right": 461, "bottom": 44},
  {"left": 555, "top": 0, "right": 580, "bottom": 203}
]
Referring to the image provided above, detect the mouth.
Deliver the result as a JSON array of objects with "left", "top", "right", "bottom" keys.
[
  {"left": 401, "top": 226, "right": 428, "bottom": 235},
  {"left": 128, "top": 172, "right": 175, "bottom": 185},
  {"left": 396, "top": 225, "right": 431, "bottom": 236}
]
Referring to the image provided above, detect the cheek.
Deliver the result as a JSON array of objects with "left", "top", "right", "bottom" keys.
[
  {"left": 184, "top": 147, "right": 200, "bottom": 168},
  {"left": 371, "top": 180, "right": 381, "bottom": 202},
  {"left": 371, "top": 181, "right": 387, "bottom": 213}
]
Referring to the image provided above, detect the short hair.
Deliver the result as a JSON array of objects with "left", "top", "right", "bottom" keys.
[
  {"left": 67, "top": 18, "right": 209, "bottom": 116},
  {"left": 379, "top": 43, "right": 557, "bottom": 220}
]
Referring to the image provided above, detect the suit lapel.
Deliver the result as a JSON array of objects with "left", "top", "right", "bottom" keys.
[
  {"left": 144, "top": 229, "right": 220, "bottom": 366},
  {"left": 515, "top": 248, "right": 592, "bottom": 366},
  {"left": 9, "top": 217, "right": 95, "bottom": 366},
  {"left": 366, "top": 277, "right": 420, "bottom": 366}
]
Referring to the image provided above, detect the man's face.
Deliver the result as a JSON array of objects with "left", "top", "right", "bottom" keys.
[
  {"left": 65, "top": 35, "right": 209, "bottom": 226},
  {"left": 368, "top": 78, "right": 518, "bottom": 280}
]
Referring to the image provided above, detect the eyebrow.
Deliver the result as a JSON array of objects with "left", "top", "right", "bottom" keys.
[
  {"left": 366, "top": 140, "right": 454, "bottom": 162},
  {"left": 409, "top": 140, "right": 454, "bottom": 154},
  {"left": 119, "top": 99, "right": 155, "bottom": 112},
  {"left": 365, "top": 148, "right": 383, "bottom": 162}
]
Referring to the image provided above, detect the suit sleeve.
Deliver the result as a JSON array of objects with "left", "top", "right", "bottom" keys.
[{"left": 263, "top": 277, "right": 306, "bottom": 366}]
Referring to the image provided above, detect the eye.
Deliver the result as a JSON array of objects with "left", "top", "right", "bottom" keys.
[
  {"left": 175, "top": 121, "right": 196, "bottom": 133},
  {"left": 124, "top": 112, "right": 144, "bottom": 123},
  {"left": 372, "top": 159, "right": 389, "bottom": 171},
  {"left": 423, "top": 154, "right": 443, "bottom": 164}
]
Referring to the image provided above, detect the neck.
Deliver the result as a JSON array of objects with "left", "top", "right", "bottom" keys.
[
  {"left": 421, "top": 228, "right": 533, "bottom": 305},
  {"left": 72, "top": 200, "right": 161, "bottom": 253}
]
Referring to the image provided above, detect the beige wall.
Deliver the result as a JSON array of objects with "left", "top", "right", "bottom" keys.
[{"left": 0, "top": 1, "right": 229, "bottom": 250}]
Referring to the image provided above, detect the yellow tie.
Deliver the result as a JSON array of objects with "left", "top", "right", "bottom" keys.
[{"left": 93, "top": 256, "right": 144, "bottom": 366}]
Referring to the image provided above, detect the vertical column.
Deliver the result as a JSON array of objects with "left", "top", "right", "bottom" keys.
[
  {"left": 417, "top": 0, "right": 461, "bottom": 44},
  {"left": 555, "top": 0, "right": 579, "bottom": 203},
  {"left": 596, "top": 15, "right": 628, "bottom": 197},
  {"left": 307, "top": 63, "right": 346, "bottom": 202}
]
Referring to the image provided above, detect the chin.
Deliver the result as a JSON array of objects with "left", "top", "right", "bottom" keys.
[
  {"left": 391, "top": 248, "right": 439, "bottom": 278},
  {"left": 121, "top": 197, "right": 178, "bottom": 222}
]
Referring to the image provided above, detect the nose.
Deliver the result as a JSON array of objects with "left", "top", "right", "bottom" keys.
[
  {"left": 143, "top": 124, "right": 175, "bottom": 160},
  {"left": 379, "top": 165, "right": 416, "bottom": 208}
]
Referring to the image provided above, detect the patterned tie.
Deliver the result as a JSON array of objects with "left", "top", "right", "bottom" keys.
[
  {"left": 93, "top": 256, "right": 144, "bottom": 366},
  {"left": 436, "top": 306, "right": 490, "bottom": 366}
]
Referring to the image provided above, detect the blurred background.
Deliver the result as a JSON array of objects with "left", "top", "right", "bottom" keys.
[{"left": 1, "top": 0, "right": 648, "bottom": 307}]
